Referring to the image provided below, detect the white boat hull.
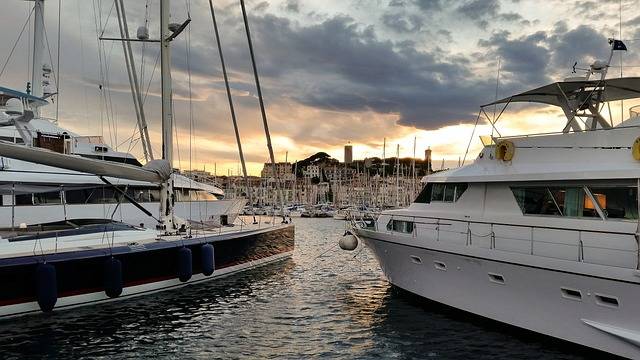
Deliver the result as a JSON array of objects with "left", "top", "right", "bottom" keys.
[
  {"left": 0, "top": 198, "right": 246, "bottom": 228},
  {"left": 360, "top": 233, "right": 640, "bottom": 359}
]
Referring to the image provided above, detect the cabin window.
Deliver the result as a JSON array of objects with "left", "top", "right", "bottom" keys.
[
  {"left": 131, "top": 189, "right": 150, "bottom": 202},
  {"left": 511, "top": 185, "right": 638, "bottom": 219},
  {"left": 386, "top": 219, "right": 414, "bottom": 234},
  {"left": 66, "top": 187, "right": 158, "bottom": 204},
  {"left": 424, "top": 183, "right": 468, "bottom": 203},
  {"left": 33, "top": 191, "right": 61, "bottom": 205},
  {"left": 432, "top": 184, "right": 445, "bottom": 202},
  {"left": 14, "top": 194, "right": 33, "bottom": 206},
  {"left": 443, "top": 184, "right": 455, "bottom": 202},
  {"left": 415, "top": 183, "right": 433, "bottom": 203},
  {"left": 589, "top": 187, "right": 638, "bottom": 220},
  {"left": 148, "top": 189, "right": 160, "bottom": 202},
  {"left": 454, "top": 184, "right": 468, "bottom": 201}
]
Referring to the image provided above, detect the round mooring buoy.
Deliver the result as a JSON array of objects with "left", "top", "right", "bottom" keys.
[
  {"left": 103, "top": 257, "right": 123, "bottom": 298},
  {"left": 36, "top": 263, "right": 57, "bottom": 313},
  {"left": 339, "top": 231, "right": 358, "bottom": 251},
  {"left": 201, "top": 244, "right": 215, "bottom": 276},
  {"left": 178, "top": 247, "right": 193, "bottom": 282}
]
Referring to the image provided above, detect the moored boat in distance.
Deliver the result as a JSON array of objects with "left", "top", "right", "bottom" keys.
[{"left": 348, "top": 39, "right": 640, "bottom": 358}]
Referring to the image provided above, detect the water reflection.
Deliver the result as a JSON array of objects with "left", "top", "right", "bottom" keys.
[{"left": 0, "top": 219, "right": 604, "bottom": 359}]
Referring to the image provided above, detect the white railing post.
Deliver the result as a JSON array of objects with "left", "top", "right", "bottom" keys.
[
  {"left": 490, "top": 223, "right": 495, "bottom": 249},
  {"left": 578, "top": 231, "right": 584, "bottom": 262},
  {"left": 530, "top": 227, "right": 534, "bottom": 255}
]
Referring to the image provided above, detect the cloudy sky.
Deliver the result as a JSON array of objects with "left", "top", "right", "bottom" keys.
[{"left": 2, "top": 0, "right": 640, "bottom": 174}]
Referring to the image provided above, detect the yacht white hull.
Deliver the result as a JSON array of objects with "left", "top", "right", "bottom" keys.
[
  {"left": 359, "top": 231, "right": 640, "bottom": 359},
  {"left": 0, "top": 198, "right": 246, "bottom": 228}
]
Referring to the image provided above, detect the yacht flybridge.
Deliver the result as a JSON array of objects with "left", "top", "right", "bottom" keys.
[
  {"left": 346, "top": 39, "right": 640, "bottom": 358},
  {"left": 0, "top": 0, "right": 293, "bottom": 319}
]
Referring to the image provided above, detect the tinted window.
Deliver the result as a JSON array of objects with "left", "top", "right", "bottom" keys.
[
  {"left": 33, "top": 191, "right": 61, "bottom": 205},
  {"left": 443, "top": 185, "right": 455, "bottom": 202},
  {"left": 431, "top": 184, "right": 445, "bottom": 202},
  {"left": 513, "top": 187, "right": 564, "bottom": 216},
  {"left": 386, "top": 219, "right": 414, "bottom": 234},
  {"left": 589, "top": 187, "right": 638, "bottom": 220},
  {"left": 415, "top": 183, "right": 432, "bottom": 203},
  {"left": 427, "top": 183, "right": 467, "bottom": 203},
  {"left": 455, "top": 183, "right": 468, "bottom": 201},
  {"left": 512, "top": 186, "right": 623, "bottom": 219},
  {"left": 15, "top": 194, "right": 33, "bottom": 206}
]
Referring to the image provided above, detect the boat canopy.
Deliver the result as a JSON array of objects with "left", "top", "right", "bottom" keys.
[
  {"left": 0, "top": 86, "right": 48, "bottom": 108},
  {"left": 482, "top": 77, "right": 640, "bottom": 108}
]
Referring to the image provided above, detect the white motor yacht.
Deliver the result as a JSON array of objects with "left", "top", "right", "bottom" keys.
[{"left": 348, "top": 39, "right": 640, "bottom": 358}]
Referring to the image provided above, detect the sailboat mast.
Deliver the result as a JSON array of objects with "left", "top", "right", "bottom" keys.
[
  {"left": 160, "top": 0, "right": 173, "bottom": 165},
  {"left": 31, "top": 0, "right": 45, "bottom": 101},
  {"left": 115, "top": 0, "right": 153, "bottom": 162}
]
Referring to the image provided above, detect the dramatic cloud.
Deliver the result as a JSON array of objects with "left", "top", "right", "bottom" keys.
[{"left": 0, "top": 0, "right": 636, "bottom": 174}]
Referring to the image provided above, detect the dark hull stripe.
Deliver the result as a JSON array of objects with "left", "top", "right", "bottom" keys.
[
  {"left": 0, "top": 225, "right": 295, "bottom": 308},
  {"left": 362, "top": 233, "right": 640, "bottom": 285},
  {"left": 2, "top": 253, "right": 292, "bottom": 318}
]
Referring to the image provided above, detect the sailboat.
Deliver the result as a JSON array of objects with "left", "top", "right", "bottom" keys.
[
  {"left": 0, "top": 1, "right": 246, "bottom": 229},
  {"left": 0, "top": 0, "right": 294, "bottom": 319}
]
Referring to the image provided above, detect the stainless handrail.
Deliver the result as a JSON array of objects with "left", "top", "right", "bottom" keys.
[{"left": 377, "top": 214, "right": 639, "bottom": 269}]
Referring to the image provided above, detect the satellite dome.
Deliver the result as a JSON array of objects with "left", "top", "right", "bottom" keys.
[
  {"left": 590, "top": 60, "right": 608, "bottom": 71},
  {"left": 5, "top": 98, "right": 23, "bottom": 116}
]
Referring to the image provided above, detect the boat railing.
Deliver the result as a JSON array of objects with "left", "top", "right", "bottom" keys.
[
  {"left": 495, "top": 122, "right": 640, "bottom": 141},
  {"left": 383, "top": 214, "right": 640, "bottom": 270}
]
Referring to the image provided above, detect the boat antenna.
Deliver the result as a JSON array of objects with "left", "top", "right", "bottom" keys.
[
  {"left": 239, "top": 0, "right": 286, "bottom": 223},
  {"left": 208, "top": 0, "right": 257, "bottom": 224}
]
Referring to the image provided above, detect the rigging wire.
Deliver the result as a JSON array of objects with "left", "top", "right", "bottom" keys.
[
  {"left": 186, "top": 0, "right": 194, "bottom": 228},
  {"left": 239, "top": 0, "right": 287, "bottom": 222},
  {"left": 42, "top": 17, "right": 58, "bottom": 89},
  {"left": 76, "top": 0, "right": 90, "bottom": 129},
  {"left": 140, "top": 0, "right": 150, "bottom": 89},
  {"left": 209, "top": 0, "right": 257, "bottom": 223},
  {"left": 142, "top": 51, "right": 160, "bottom": 105},
  {"left": 0, "top": 7, "right": 35, "bottom": 80}
]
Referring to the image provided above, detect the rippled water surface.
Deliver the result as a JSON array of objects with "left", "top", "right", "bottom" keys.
[{"left": 0, "top": 218, "right": 599, "bottom": 359}]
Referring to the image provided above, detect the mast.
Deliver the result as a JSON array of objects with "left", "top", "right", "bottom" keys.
[
  {"left": 160, "top": 0, "right": 172, "bottom": 165},
  {"left": 114, "top": 0, "right": 153, "bottom": 162},
  {"left": 395, "top": 144, "right": 399, "bottom": 207},
  {"left": 412, "top": 137, "right": 416, "bottom": 200},
  {"left": 31, "top": 0, "right": 45, "bottom": 101},
  {"left": 239, "top": 0, "right": 286, "bottom": 220},
  {"left": 157, "top": 0, "right": 183, "bottom": 233},
  {"left": 382, "top": 137, "right": 386, "bottom": 207}
]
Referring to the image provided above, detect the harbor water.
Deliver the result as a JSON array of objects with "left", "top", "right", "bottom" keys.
[{"left": 0, "top": 218, "right": 597, "bottom": 359}]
